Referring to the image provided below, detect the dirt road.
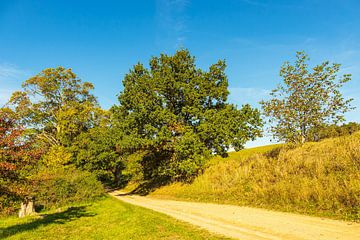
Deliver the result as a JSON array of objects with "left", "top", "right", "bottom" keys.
[{"left": 110, "top": 190, "right": 360, "bottom": 240}]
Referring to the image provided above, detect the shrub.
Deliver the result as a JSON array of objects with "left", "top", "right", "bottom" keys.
[
  {"left": 309, "top": 122, "right": 360, "bottom": 141},
  {"left": 34, "top": 167, "right": 104, "bottom": 210},
  {"left": 0, "top": 192, "right": 19, "bottom": 216}
]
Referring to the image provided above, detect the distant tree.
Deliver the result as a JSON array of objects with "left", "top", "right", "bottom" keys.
[
  {"left": 0, "top": 109, "right": 41, "bottom": 216},
  {"left": 113, "top": 49, "right": 262, "bottom": 181},
  {"left": 308, "top": 122, "right": 360, "bottom": 141},
  {"left": 9, "top": 67, "right": 101, "bottom": 147},
  {"left": 261, "top": 51, "right": 354, "bottom": 144}
]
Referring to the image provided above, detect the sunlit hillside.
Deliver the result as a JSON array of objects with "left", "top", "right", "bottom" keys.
[{"left": 150, "top": 133, "right": 360, "bottom": 221}]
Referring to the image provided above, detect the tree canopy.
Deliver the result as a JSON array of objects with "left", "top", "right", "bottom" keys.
[
  {"left": 9, "top": 67, "right": 101, "bottom": 147},
  {"left": 113, "top": 49, "right": 263, "bottom": 181}
]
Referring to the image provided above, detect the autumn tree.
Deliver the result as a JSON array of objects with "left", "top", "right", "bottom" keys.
[
  {"left": 9, "top": 67, "right": 101, "bottom": 148},
  {"left": 0, "top": 109, "right": 41, "bottom": 216},
  {"left": 113, "top": 49, "right": 262, "bottom": 182},
  {"left": 261, "top": 51, "right": 354, "bottom": 144},
  {"left": 4, "top": 68, "right": 106, "bottom": 213}
]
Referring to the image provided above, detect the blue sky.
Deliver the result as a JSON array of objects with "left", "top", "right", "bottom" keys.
[{"left": 1, "top": 0, "right": 359, "bottom": 147}]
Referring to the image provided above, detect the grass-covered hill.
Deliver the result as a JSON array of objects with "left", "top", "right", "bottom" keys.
[{"left": 150, "top": 132, "right": 360, "bottom": 221}]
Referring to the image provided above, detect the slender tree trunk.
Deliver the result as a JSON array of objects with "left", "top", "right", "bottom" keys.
[
  {"left": 300, "top": 123, "right": 307, "bottom": 144},
  {"left": 114, "top": 165, "right": 122, "bottom": 186}
]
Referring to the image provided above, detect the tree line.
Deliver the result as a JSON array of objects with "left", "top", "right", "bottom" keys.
[{"left": 0, "top": 49, "right": 356, "bottom": 216}]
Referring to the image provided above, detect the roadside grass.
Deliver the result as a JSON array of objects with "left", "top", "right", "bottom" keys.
[
  {"left": 0, "top": 196, "right": 229, "bottom": 240},
  {"left": 150, "top": 133, "right": 360, "bottom": 221},
  {"left": 207, "top": 144, "right": 282, "bottom": 166},
  {"left": 122, "top": 144, "right": 282, "bottom": 194}
]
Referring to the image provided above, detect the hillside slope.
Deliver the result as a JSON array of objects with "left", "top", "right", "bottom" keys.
[{"left": 150, "top": 133, "right": 360, "bottom": 221}]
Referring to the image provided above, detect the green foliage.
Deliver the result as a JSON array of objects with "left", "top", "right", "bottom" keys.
[
  {"left": 42, "top": 146, "right": 72, "bottom": 167},
  {"left": 169, "top": 131, "right": 210, "bottom": 179},
  {"left": 261, "top": 51, "right": 354, "bottom": 144},
  {"left": 151, "top": 133, "right": 360, "bottom": 221},
  {"left": 198, "top": 104, "right": 263, "bottom": 155},
  {"left": 113, "top": 49, "right": 262, "bottom": 181},
  {"left": 308, "top": 122, "right": 360, "bottom": 141},
  {"left": 121, "top": 151, "right": 148, "bottom": 183},
  {"left": 0, "top": 194, "right": 18, "bottom": 217},
  {"left": 71, "top": 124, "right": 125, "bottom": 186},
  {"left": 34, "top": 167, "right": 104, "bottom": 210}
]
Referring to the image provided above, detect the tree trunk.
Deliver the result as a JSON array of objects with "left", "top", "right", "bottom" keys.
[
  {"left": 18, "top": 197, "right": 35, "bottom": 218},
  {"left": 301, "top": 135, "right": 306, "bottom": 144},
  {"left": 114, "top": 164, "right": 123, "bottom": 187},
  {"left": 300, "top": 123, "right": 307, "bottom": 144}
]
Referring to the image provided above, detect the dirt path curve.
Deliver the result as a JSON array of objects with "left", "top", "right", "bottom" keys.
[{"left": 109, "top": 190, "right": 360, "bottom": 240}]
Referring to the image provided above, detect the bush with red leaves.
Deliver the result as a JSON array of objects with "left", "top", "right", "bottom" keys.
[{"left": 0, "top": 110, "right": 41, "bottom": 215}]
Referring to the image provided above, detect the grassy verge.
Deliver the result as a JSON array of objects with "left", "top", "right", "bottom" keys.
[
  {"left": 0, "top": 196, "right": 229, "bottom": 240},
  {"left": 150, "top": 133, "right": 360, "bottom": 221}
]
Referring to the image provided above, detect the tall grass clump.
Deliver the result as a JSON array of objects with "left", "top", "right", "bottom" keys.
[{"left": 151, "top": 133, "right": 360, "bottom": 221}]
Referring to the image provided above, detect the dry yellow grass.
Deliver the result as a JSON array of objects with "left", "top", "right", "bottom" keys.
[{"left": 150, "top": 133, "right": 360, "bottom": 221}]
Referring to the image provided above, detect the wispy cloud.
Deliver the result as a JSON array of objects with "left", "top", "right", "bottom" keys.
[
  {"left": 0, "top": 89, "right": 14, "bottom": 106},
  {"left": 155, "top": 0, "right": 189, "bottom": 49},
  {"left": 0, "top": 63, "right": 25, "bottom": 81},
  {"left": 0, "top": 63, "right": 28, "bottom": 106},
  {"left": 335, "top": 50, "right": 360, "bottom": 76},
  {"left": 240, "top": 0, "right": 303, "bottom": 9},
  {"left": 240, "top": 0, "right": 268, "bottom": 7},
  {"left": 231, "top": 36, "right": 318, "bottom": 52}
]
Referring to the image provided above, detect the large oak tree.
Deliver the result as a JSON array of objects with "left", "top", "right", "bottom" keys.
[{"left": 113, "top": 50, "right": 262, "bottom": 181}]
